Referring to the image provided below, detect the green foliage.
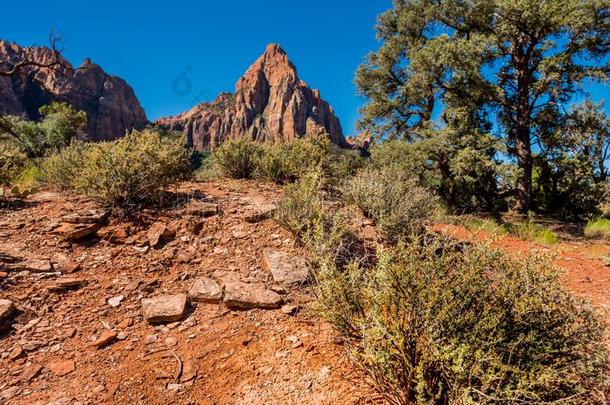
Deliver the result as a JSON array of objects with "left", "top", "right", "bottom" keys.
[
  {"left": 258, "top": 136, "right": 365, "bottom": 185},
  {"left": 0, "top": 140, "right": 26, "bottom": 186},
  {"left": 0, "top": 102, "right": 87, "bottom": 158},
  {"left": 41, "top": 130, "right": 191, "bottom": 208},
  {"left": 39, "top": 142, "right": 88, "bottom": 190},
  {"left": 584, "top": 218, "right": 610, "bottom": 240},
  {"left": 346, "top": 166, "right": 438, "bottom": 242},
  {"left": 316, "top": 234, "right": 609, "bottom": 404},
  {"left": 214, "top": 137, "right": 263, "bottom": 179},
  {"left": 356, "top": 0, "right": 610, "bottom": 214},
  {"left": 276, "top": 170, "right": 354, "bottom": 264},
  {"left": 505, "top": 220, "right": 560, "bottom": 245},
  {"left": 459, "top": 216, "right": 508, "bottom": 235}
]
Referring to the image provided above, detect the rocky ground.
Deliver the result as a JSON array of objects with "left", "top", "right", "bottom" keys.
[
  {"left": 0, "top": 180, "right": 372, "bottom": 404},
  {"left": 2, "top": 180, "right": 610, "bottom": 405}
]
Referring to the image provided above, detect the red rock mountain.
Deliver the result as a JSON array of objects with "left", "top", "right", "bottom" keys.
[
  {"left": 0, "top": 40, "right": 148, "bottom": 141},
  {"left": 158, "top": 44, "right": 345, "bottom": 150}
]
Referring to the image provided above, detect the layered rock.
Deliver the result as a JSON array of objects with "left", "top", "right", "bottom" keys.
[
  {"left": 0, "top": 40, "right": 148, "bottom": 141},
  {"left": 157, "top": 44, "right": 345, "bottom": 150}
]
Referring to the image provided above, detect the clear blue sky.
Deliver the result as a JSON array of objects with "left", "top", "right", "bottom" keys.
[
  {"left": 2, "top": 0, "right": 607, "bottom": 136},
  {"left": 2, "top": 0, "right": 391, "bottom": 136}
]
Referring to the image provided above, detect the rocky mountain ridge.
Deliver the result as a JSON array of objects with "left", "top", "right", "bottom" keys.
[
  {"left": 0, "top": 40, "right": 148, "bottom": 141},
  {"left": 157, "top": 44, "right": 345, "bottom": 150}
]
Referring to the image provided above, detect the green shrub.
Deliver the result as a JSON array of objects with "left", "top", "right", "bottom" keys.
[
  {"left": 584, "top": 218, "right": 610, "bottom": 239},
  {"left": 506, "top": 220, "right": 559, "bottom": 245},
  {"left": 39, "top": 142, "right": 87, "bottom": 190},
  {"left": 257, "top": 136, "right": 365, "bottom": 185},
  {"left": 459, "top": 216, "right": 508, "bottom": 235},
  {"left": 214, "top": 137, "right": 262, "bottom": 179},
  {"left": 316, "top": 234, "right": 609, "bottom": 404},
  {"left": 41, "top": 130, "right": 191, "bottom": 208},
  {"left": 0, "top": 141, "right": 26, "bottom": 186},
  {"left": 276, "top": 170, "right": 354, "bottom": 264},
  {"left": 346, "top": 166, "right": 438, "bottom": 242}
]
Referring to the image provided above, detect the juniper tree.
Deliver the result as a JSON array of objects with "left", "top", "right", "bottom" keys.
[{"left": 357, "top": 0, "right": 610, "bottom": 213}]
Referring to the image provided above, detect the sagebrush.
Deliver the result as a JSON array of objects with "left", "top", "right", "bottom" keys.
[{"left": 316, "top": 234, "right": 609, "bottom": 404}]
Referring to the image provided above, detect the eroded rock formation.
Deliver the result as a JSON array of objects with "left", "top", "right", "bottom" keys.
[
  {"left": 157, "top": 44, "right": 345, "bottom": 150},
  {"left": 0, "top": 40, "right": 148, "bottom": 141}
]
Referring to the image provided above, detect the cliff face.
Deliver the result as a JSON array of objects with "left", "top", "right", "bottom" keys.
[
  {"left": 0, "top": 40, "right": 148, "bottom": 141},
  {"left": 157, "top": 44, "right": 345, "bottom": 150}
]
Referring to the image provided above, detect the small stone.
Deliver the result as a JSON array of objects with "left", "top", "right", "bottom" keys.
[
  {"left": 188, "top": 277, "right": 223, "bottom": 304},
  {"left": 0, "top": 299, "right": 15, "bottom": 321},
  {"left": 262, "top": 249, "right": 310, "bottom": 286},
  {"left": 147, "top": 222, "right": 176, "bottom": 248},
  {"left": 165, "top": 337, "right": 178, "bottom": 347},
  {"left": 92, "top": 385, "right": 106, "bottom": 394},
  {"left": 133, "top": 245, "right": 150, "bottom": 254},
  {"left": 60, "top": 261, "right": 82, "bottom": 274},
  {"left": 9, "top": 345, "right": 24, "bottom": 360},
  {"left": 107, "top": 295, "right": 125, "bottom": 308},
  {"left": 20, "top": 364, "right": 42, "bottom": 382},
  {"left": 167, "top": 383, "right": 184, "bottom": 392},
  {"left": 1, "top": 386, "right": 19, "bottom": 400},
  {"left": 180, "top": 359, "right": 198, "bottom": 383},
  {"left": 223, "top": 281, "right": 283, "bottom": 310},
  {"left": 61, "top": 209, "right": 109, "bottom": 224},
  {"left": 142, "top": 294, "right": 187, "bottom": 324},
  {"left": 117, "top": 332, "right": 128, "bottom": 341},
  {"left": 185, "top": 201, "right": 218, "bottom": 217},
  {"left": 47, "top": 359, "right": 76, "bottom": 376},
  {"left": 117, "top": 318, "right": 133, "bottom": 329},
  {"left": 281, "top": 304, "right": 299, "bottom": 315},
  {"left": 48, "top": 277, "right": 86, "bottom": 291},
  {"left": 145, "top": 335, "right": 158, "bottom": 345},
  {"left": 92, "top": 330, "right": 117, "bottom": 348}
]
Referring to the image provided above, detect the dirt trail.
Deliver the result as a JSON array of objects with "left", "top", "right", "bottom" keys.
[{"left": 0, "top": 180, "right": 371, "bottom": 404}]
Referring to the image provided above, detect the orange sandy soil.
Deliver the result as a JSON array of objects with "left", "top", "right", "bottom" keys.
[
  {"left": 0, "top": 180, "right": 374, "bottom": 405},
  {"left": 1, "top": 179, "right": 609, "bottom": 404}
]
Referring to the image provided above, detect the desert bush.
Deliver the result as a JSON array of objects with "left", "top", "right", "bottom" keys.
[
  {"left": 584, "top": 218, "right": 610, "bottom": 240},
  {"left": 0, "top": 141, "right": 26, "bottom": 186},
  {"left": 316, "top": 234, "right": 609, "bottom": 404},
  {"left": 214, "top": 137, "right": 262, "bottom": 179},
  {"left": 39, "top": 141, "right": 87, "bottom": 190},
  {"left": 506, "top": 220, "right": 559, "bottom": 245},
  {"left": 276, "top": 170, "right": 355, "bottom": 264},
  {"left": 41, "top": 130, "right": 191, "bottom": 207},
  {"left": 257, "top": 136, "right": 365, "bottom": 185},
  {"left": 346, "top": 166, "right": 438, "bottom": 242},
  {"left": 458, "top": 216, "right": 508, "bottom": 235}
]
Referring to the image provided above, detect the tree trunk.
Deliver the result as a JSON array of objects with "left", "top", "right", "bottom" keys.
[
  {"left": 515, "top": 123, "right": 532, "bottom": 213},
  {"left": 512, "top": 42, "right": 533, "bottom": 214}
]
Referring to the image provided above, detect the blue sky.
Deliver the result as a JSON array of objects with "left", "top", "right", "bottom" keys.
[
  {"left": 2, "top": 0, "right": 607, "bottom": 136},
  {"left": 2, "top": 0, "right": 391, "bottom": 136}
]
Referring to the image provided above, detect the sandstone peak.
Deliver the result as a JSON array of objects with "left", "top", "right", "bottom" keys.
[
  {"left": 158, "top": 44, "right": 345, "bottom": 150},
  {"left": 0, "top": 40, "right": 148, "bottom": 141}
]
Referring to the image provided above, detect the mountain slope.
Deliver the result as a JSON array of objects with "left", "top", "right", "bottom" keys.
[
  {"left": 157, "top": 44, "right": 345, "bottom": 150},
  {"left": 0, "top": 40, "right": 148, "bottom": 141}
]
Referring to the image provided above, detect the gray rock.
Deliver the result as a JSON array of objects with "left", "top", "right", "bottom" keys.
[
  {"left": 142, "top": 294, "right": 187, "bottom": 324},
  {"left": 188, "top": 277, "right": 223, "bottom": 304},
  {"left": 7, "top": 259, "right": 52, "bottom": 273},
  {"left": 261, "top": 249, "right": 310, "bottom": 286},
  {"left": 223, "top": 281, "right": 283, "bottom": 310},
  {"left": 107, "top": 295, "right": 125, "bottom": 308}
]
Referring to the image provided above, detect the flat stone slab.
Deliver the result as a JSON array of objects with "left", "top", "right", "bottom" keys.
[
  {"left": 142, "top": 294, "right": 187, "bottom": 324},
  {"left": 223, "top": 281, "right": 283, "bottom": 310},
  {"left": 240, "top": 196, "right": 277, "bottom": 223},
  {"left": 55, "top": 223, "right": 101, "bottom": 241},
  {"left": 7, "top": 259, "right": 53, "bottom": 273},
  {"left": 188, "top": 277, "right": 223, "bottom": 304},
  {"left": 0, "top": 299, "right": 15, "bottom": 321},
  {"left": 262, "top": 249, "right": 310, "bottom": 286},
  {"left": 48, "top": 277, "right": 87, "bottom": 291},
  {"left": 61, "top": 209, "right": 109, "bottom": 224},
  {"left": 185, "top": 201, "right": 219, "bottom": 217}
]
